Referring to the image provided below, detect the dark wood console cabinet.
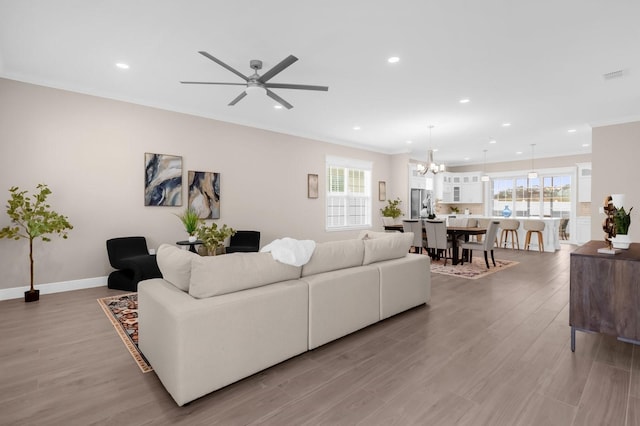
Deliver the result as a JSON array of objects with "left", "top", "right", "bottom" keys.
[{"left": 570, "top": 240, "right": 640, "bottom": 351}]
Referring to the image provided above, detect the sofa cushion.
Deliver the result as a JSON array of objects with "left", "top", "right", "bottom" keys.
[
  {"left": 358, "top": 230, "right": 396, "bottom": 240},
  {"left": 362, "top": 232, "right": 413, "bottom": 265},
  {"left": 301, "top": 239, "right": 365, "bottom": 277},
  {"left": 156, "top": 244, "right": 197, "bottom": 292},
  {"left": 189, "top": 252, "right": 302, "bottom": 299}
]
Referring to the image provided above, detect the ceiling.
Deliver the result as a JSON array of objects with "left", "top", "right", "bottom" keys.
[{"left": 1, "top": 1, "right": 639, "bottom": 166}]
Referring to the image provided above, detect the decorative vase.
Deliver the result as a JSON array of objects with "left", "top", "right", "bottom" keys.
[
  {"left": 611, "top": 234, "right": 631, "bottom": 249},
  {"left": 502, "top": 205, "right": 512, "bottom": 218},
  {"left": 188, "top": 235, "right": 197, "bottom": 243}
]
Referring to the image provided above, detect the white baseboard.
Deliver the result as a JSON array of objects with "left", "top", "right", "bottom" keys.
[{"left": 0, "top": 276, "right": 108, "bottom": 301}]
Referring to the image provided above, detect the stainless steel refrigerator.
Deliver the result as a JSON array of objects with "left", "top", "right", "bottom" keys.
[{"left": 411, "top": 188, "right": 433, "bottom": 219}]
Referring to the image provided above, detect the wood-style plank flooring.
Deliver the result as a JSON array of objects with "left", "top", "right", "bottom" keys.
[{"left": 1, "top": 244, "right": 639, "bottom": 425}]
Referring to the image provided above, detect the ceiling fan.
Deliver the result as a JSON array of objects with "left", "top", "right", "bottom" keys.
[{"left": 180, "top": 51, "right": 329, "bottom": 109}]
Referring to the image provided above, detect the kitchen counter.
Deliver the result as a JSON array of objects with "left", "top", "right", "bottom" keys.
[{"left": 436, "top": 215, "right": 561, "bottom": 252}]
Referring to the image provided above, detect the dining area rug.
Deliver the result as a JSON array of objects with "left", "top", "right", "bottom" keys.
[
  {"left": 97, "top": 293, "right": 152, "bottom": 373},
  {"left": 429, "top": 257, "right": 519, "bottom": 280}
]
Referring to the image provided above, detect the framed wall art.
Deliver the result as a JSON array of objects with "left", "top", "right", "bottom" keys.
[
  {"left": 188, "top": 171, "right": 220, "bottom": 219},
  {"left": 144, "top": 153, "right": 182, "bottom": 206},
  {"left": 308, "top": 174, "right": 319, "bottom": 199},
  {"left": 378, "top": 181, "right": 386, "bottom": 201}
]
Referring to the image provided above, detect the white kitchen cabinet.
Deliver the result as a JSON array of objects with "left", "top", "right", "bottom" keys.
[
  {"left": 576, "top": 216, "right": 591, "bottom": 244},
  {"left": 577, "top": 162, "right": 592, "bottom": 202},
  {"left": 438, "top": 172, "right": 482, "bottom": 203}
]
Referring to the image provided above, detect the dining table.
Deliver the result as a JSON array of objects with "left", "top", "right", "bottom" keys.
[{"left": 446, "top": 226, "right": 487, "bottom": 265}]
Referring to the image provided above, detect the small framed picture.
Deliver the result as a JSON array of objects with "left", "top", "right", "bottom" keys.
[
  {"left": 378, "top": 181, "right": 386, "bottom": 201},
  {"left": 308, "top": 174, "right": 319, "bottom": 199}
]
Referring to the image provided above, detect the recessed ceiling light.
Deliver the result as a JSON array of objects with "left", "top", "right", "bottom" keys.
[
  {"left": 433, "top": 148, "right": 439, "bottom": 152},
  {"left": 406, "top": 140, "right": 413, "bottom": 144},
  {"left": 459, "top": 99, "right": 470, "bottom": 104},
  {"left": 387, "top": 56, "right": 400, "bottom": 64},
  {"left": 567, "top": 129, "right": 577, "bottom": 133},
  {"left": 353, "top": 126, "right": 361, "bottom": 130},
  {"left": 582, "top": 143, "right": 590, "bottom": 147},
  {"left": 274, "top": 105, "right": 283, "bottom": 109},
  {"left": 502, "top": 122, "right": 511, "bottom": 127},
  {"left": 115, "top": 63, "right": 130, "bottom": 70},
  {"left": 464, "top": 157, "right": 470, "bottom": 161},
  {"left": 516, "top": 151, "right": 523, "bottom": 155},
  {"left": 489, "top": 139, "right": 497, "bottom": 144}
]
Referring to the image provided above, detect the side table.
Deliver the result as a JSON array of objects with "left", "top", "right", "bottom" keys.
[{"left": 176, "top": 239, "right": 203, "bottom": 254}]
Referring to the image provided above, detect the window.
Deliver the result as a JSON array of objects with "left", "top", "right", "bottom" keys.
[
  {"left": 326, "top": 156, "right": 372, "bottom": 230},
  {"left": 491, "top": 174, "right": 572, "bottom": 218}
]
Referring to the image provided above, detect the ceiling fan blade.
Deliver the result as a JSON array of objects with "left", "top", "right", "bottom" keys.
[
  {"left": 259, "top": 55, "right": 298, "bottom": 83},
  {"left": 180, "top": 81, "right": 247, "bottom": 86},
  {"left": 265, "top": 89, "right": 293, "bottom": 109},
  {"left": 264, "top": 83, "right": 329, "bottom": 91},
  {"left": 198, "top": 51, "right": 249, "bottom": 81},
  {"left": 228, "top": 91, "right": 247, "bottom": 106}
]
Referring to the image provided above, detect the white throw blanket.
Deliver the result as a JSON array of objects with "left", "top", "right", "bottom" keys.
[{"left": 260, "top": 237, "right": 316, "bottom": 267}]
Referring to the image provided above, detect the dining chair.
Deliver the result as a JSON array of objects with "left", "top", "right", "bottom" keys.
[
  {"left": 402, "top": 220, "right": 424, "bottom": 253},
  {"left": 425, "top": 220, "right": 453, "bottom": 265},
  {"left": 459, "top": 221, "right": 501, "bottom": 268}
]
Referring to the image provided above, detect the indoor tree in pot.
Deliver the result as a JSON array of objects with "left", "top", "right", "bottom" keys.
[
  {"left": 175, "top": 207, "right": 202, "bottom": 242},
  {"left": 0, "top": 184, "right": 73, "bottom": 302},
  {"left": 197, "top": 222, "right": 236, "bottom": 255}
]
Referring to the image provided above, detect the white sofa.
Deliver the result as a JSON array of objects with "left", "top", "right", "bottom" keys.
[{"left": 138, "top": 231, "right": 430, "bottom": 406}]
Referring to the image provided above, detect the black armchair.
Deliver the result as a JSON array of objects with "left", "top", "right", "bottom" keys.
[
  {"left": 106, "top": 236, "right": 162, "bottom": 291},
  {"left": 226, "top": 231, "right": 261, "bottom": 253}
]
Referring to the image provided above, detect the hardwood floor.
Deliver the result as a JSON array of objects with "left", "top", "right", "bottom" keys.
[{"left": 1, "top": 244, "right": 638, "bottom": 425}]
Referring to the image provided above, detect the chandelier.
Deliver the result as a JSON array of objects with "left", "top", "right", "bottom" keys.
[
  {"left": 417, "top": 125, "right": 446, "bottom": 175},
  {"left": 528, "top": 143, "right": 538, "bottom": 179}
]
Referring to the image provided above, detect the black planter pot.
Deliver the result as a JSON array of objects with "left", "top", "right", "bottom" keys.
[{"left": 24, "top": 289, "right": 40, "bottom": 302}]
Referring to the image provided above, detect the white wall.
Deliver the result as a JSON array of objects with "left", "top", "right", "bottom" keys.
[
  {"left": 591, "top": 121, "right": 640, "bottom": 242},
  {"left": 0, "top": 78, "right": 393, "bottom": 290}
]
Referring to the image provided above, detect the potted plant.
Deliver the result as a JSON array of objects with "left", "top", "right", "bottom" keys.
[
  {"left": 197, "top": 222, "right": 236, "bottom": 255},
  {"left": 608, "top": 194, "right": 633, "bottom": 249},
  {"left": 380, "top": 198, "right": 403, "bottom": 226},
  {"left": 176, "top": 207, "right": 202, "bottom": 242},
  {"left": 0, "top": 184, "right": 73, "bottom": 302}
]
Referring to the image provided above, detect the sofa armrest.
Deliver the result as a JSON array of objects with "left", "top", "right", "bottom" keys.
[
  {"left": 138, "top": 278, "right": 308, "bottom": 406},
  {"left": 376, "top": 253, "right": 430, "bottom": 320}
]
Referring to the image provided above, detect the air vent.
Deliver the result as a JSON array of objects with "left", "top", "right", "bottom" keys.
[{"left": 603, "top": 69, "right": 626, "bottom": 80}]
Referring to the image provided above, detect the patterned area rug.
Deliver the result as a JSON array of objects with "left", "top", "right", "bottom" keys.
[
  {"left": 430, "top": 256, "right": 519, "bottom": 280},
  {"left": 97, "top": 293, "right": 152, "bottom": 373}
]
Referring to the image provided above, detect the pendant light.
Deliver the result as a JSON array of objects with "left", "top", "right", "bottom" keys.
[
  {"left": 527, "top": 143, "right": 538, "bottom": 179},
  {"left": 481, "top": 149, "right": 490, "bottom": 182},
  {"left": 418, "top": 125, "right": 446, "bottom": 175}
]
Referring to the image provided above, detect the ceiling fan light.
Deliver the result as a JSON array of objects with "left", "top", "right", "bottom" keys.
[{"left": 245, "top": 85, "right": 266, "bottom": 95}]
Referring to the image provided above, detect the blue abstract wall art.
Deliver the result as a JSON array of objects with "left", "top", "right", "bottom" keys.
[{"left": 144, "top": 153, "right": 183, "bottom": 206}]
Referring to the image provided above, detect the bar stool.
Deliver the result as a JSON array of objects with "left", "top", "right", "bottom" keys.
[
  {"left": 524, "top": 220, "right": 545, "bottom": 252},
  {"left": 500, "top": 219, "right": 520, "bottom": 249}
]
